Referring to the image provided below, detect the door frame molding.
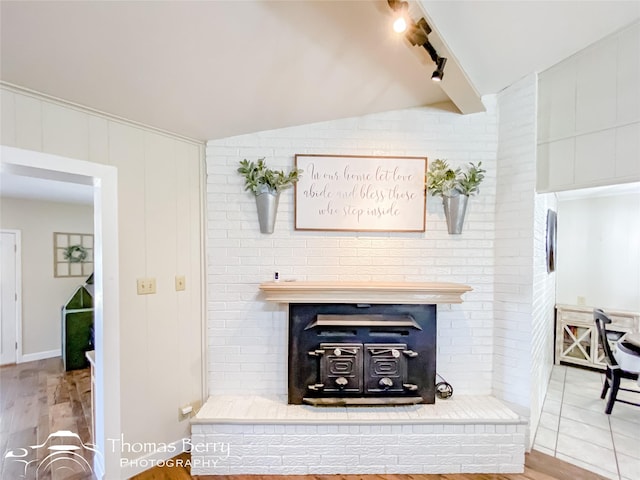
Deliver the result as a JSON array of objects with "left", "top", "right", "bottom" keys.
[
  {"left": 0, "top": 229, "right": 22, "bottom": 364},
  {"left": 1, "top": 145, "right": 120, "bottom": 479}
]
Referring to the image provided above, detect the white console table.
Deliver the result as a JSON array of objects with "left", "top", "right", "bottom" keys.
[{"left": 555, "top": 304, "right": 640, "bottom": 370}]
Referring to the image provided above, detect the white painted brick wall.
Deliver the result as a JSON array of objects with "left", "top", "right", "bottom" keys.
[
  {"left": 190, "top": 421, "right": 526, "bottom": 475},
  {"left": 493, "top": 74, "right": 538, "bottom": 409},
  {"left": 494, "top": 73, "right": 556, "bottom": 446},
  {"left": 530, "top": 192, "right": 557, "bottom": 445},
  {"left": 206, "top": 101, "right": 499, "bottom": 397}
]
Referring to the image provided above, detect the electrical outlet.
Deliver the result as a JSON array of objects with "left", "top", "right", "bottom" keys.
[
  {"left": 178, "top": 402, "right": 198, "bottom": 421},
  {"left": 175, "top": 275, "right": 186, "bottom": 291},
  {"left": 137, "top": 278, "right": 156, "bottom": 295}
]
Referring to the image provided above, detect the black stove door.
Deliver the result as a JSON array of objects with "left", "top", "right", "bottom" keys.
[
  {"left": 318, "top": 343, "right": 363, "bottom": 394},
  {"left": 364, "top": 343, "right": 408, "bottom": 394}
]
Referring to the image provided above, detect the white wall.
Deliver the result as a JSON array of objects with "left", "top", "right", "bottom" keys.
[
  {"left": 206, "top": 100, "right": 499, "bottom": 398},
  {"left": 0, "top": 197, "right": 93, "bottom": 358},
  {"left": 556, "top": 192, "right": 640, "bottom": 312},
  {"left": 0, "top": 84, "right": 204, "bottom": 474},
  {"left": 530, "top": 192, "right": 557, "bottom": 445},
  {"left": 537, "top": 21, "right": 640, "bottom": 192},
  {"left": 494, "top": 73, "right": 556, "bottom": 445}
]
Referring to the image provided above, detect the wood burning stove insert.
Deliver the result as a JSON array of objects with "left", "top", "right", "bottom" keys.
[{"left": 288, "top": 303, "right": 436, "bottom": 406}]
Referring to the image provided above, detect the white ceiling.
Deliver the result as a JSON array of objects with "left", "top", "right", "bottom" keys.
[
  {"left": 0, "top": 173, "right": 94, "bottom": 205},
  {"left": 1, "top": 1, "right": 638, "bottom": 204},
  {"left": 422, "top": 0, "right": 640, "bottom": 96},
  {"left": 2, "top": 1, "right": 636, "bottom": 143}
]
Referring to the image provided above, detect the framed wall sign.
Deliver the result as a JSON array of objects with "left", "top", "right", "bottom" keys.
[{"left": 294, "top": 154, "right": 427, "bottom": 232}]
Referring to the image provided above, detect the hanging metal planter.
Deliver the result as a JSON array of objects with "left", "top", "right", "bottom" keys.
[
  {"left": 442, "top": 194, "right": 469, "bottom": 234},
  {"left": 426, "top": 159, "right": 485, "bottom": 235},
  {"left": 255, "top": 189, "right": 280, "bottom": 234},
  {"left": 237, "top": 158, "right": 302, "bottom": 235}
]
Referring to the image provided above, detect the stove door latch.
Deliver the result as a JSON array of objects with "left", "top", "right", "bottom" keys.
[
  {"left": 308, "top": 383, "right": 325, "bottom": 391},
  {"left": 335, "top": 377, "right": 348, "bottom": 388},
  {"left": 403, "top": 383, "right": 418, "bottom": 391},
  {"left": 308, "top": 349, "right": 325, "bottom": 357},
  {"left": 379, "top": 377, "right": 394, "bottom": 389},
  {"left": 403, "top": 350, "right": 418, "bottom": 357}
]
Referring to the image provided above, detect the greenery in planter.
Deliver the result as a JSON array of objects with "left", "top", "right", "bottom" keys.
[
  {"left": 426, "top": 159, "right": 486, "bottom": 197},
  {"left": 237, "top": 158, "right": 302, "bottom": 195}
]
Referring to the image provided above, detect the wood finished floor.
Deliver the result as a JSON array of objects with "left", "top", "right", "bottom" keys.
[
  {"left": 0, "top": 357, "right": 94, "bottom": 480},
  {"left": 1, "top": 359, "right": 608, "bottom": 480}
]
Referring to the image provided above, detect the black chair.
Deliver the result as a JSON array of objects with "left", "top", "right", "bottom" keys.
[{"left": 593, "top": 308, "right": 640, "bottom": 414}]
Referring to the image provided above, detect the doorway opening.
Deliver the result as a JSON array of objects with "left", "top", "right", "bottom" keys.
[{"left": 1, "top": 145, "right": 121, "bottom": 478}]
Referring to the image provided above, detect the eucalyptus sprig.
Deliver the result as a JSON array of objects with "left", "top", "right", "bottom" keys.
[
  {"left": 237, "top": 158, "right": 302, "bottom": 195},
  {"left": 427, "top": 159, "right": 485, "bottom": 197}
]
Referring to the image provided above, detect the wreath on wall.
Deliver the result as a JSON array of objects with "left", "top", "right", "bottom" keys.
[{"left": 63, "top": 244, "right": 88, "bottom": 263}]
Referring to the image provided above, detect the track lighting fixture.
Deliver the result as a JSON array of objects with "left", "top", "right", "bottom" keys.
[
  {"left": 388, "top": 0, "right": 409, "bottom": 33},
  {"left": 387, "top": 4, "right": 447, "bottom": 82},
  {"left": 421, "top": 37, "right": 447, "bottom": 82}
]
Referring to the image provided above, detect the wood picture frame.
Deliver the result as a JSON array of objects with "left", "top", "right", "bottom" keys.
[
  {"left": 54, "top": 232, "right": 94, "bottom": 278},
  {"left": 294, "top": 154, "right": 427, "bottom": 232}
]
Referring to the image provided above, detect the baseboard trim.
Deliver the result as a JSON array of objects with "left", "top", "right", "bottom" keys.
[
  {"left": 19, "top": 349, "right": 61, "bottom": 363},
  {"left": 118, "top": 437, "right": 190, "bottom": 478}
]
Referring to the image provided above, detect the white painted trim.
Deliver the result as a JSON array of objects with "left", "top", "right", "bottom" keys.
[
  {"left": 198, "top": 143, "right": 208, "bottom": 401},
  {"left": 0, "top": 229, "right": 22, "bottom": 364},
  {"left": 20, "top": 349, "right": 61, "bottom": 363},
  {"left": 1, "top": 145, "right": 121, "bottom": 479},
  {"left": 1, "top": 81, "right": 204, "bottom": 146},
  {"left": 117, "top": 438, "right": 190, "bottom": 478}
]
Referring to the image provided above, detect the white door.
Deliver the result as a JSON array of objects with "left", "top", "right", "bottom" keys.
[{"left": 1, "top": 231, "right": 18, "bottom": 365}]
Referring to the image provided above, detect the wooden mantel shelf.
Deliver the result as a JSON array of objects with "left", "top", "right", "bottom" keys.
[{"left": 259, "top": 281, "right": 472, "bottom": 305}]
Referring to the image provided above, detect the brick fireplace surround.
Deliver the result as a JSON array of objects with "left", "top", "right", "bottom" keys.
[{"left": 191, "top": 282, "right": 526, "bottom": 475}]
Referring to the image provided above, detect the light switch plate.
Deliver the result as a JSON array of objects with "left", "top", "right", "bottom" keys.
[
  {"left": 175, "top": 275, "right": 186, "bottom": 291},
  {"left": 137, "top": 278, "right": 156, "bottom": 295}
]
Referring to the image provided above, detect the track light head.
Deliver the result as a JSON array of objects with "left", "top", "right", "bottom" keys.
[
  {"left": 421, "top": 39, "right": 447, "bottom": 82},
  {"left": 388, "top": 0, "right": 410, "bottom": 34},
  {"left": 431, "top": 57, "right": 447, "bottom": 82}
]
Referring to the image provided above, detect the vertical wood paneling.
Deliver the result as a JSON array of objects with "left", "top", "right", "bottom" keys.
[
  {"left": 575, "top": 36, "right": 618, "bottom": 133},
  {"left": 42, "top": 103, "right": 90, "bottom": 160},
  {"left": 574, "top": 129, "right": 616, "bottom": 184},
  {"left": 187, "top": 143, "right": 204, "bottom": 404},
  {"left": 537, "top": 58, "right": 576, "bottom": 142},
  {"left": 15, "top": 94, "right": 43, "bottom": 151},
  {"left": 107, "top": 120, "right": 150, "bottom": 454},
  {"left": 89, "top": 116, "right": 110, "bottom": 165},
  {"left": 538, "top": 21, "right": 640, "bottom": 192},
  {"left": 144, "top": 132, "right": 179, "bottom": 443},
  {"left": 615, "top": 123, "right": 640, "bottom": 178},
  {"left": 2, "top": 85, "right": 204, "bottom": 471},
  {"left": 546, "top": 138, "right": 575, "bottom": 188},
  {"left": 0, "top": 89, "right": 17, "bottom": 146},
  {"left": 174, "top": 141, "right": 194, "bottom": 409},
  {"left": 617, "top": 23, "right": 640, "bottom": 125}
]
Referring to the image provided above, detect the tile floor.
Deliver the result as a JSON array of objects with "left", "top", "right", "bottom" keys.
[{"left": 533, "top": 364, "right": 640, "bottom": 480}]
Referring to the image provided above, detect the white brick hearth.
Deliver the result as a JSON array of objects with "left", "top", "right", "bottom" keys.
[{"left": 190, "top": 395, "right": 526, "bottom": 475}]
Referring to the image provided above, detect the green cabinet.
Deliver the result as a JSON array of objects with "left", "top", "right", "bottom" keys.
[{"left": 62, "top": 276, "right": 94, "bottom": 370}]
